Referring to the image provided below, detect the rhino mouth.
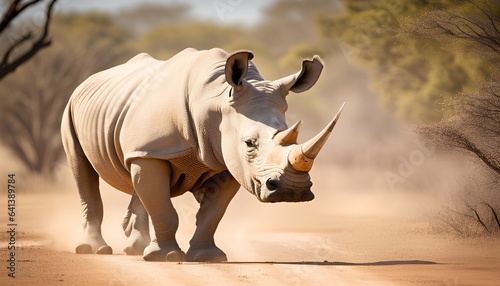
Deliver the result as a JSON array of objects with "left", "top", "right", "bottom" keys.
[
  {"left": 251, "top": 178, "right": 262, "bottom": 200},
  {"left": 252, "top": 169, "right": 314, "bottom": 203}
]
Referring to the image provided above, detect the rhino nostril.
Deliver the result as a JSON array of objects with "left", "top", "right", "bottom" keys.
[{"left": 266, "top": 179, "right": 279, "bottom": 191}]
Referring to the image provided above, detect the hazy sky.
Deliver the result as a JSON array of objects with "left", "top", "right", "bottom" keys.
[{"left": 56, "top": 0, "right": 273, "bottom": 26}]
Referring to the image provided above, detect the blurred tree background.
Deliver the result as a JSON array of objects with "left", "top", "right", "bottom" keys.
[
  {"left": 320, "top": 0, "right": 494, "bottom": 123},
  {"left": 0, "top": 0, "right": 349, "bottom": 177},
  {"left": 320, "top": 0, "right": 499, "bottom": 236},
  {"left": 0, "top": 12, "right": 131, "bottom": 175},
  {"left": 0, "top": 0, "right": 498, "bottom": 234}
]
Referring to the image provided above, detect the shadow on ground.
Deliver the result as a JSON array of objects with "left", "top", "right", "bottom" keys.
[{"left": 191, "top": 260, "right": 439, "bottom": 266}]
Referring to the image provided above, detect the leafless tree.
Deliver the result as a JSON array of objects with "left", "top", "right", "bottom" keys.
[
  {"left": 439, "top": 200, "right": 500, "bottom": 237},
  {"left": 410, "top": 0, "right": 500, "bottom": 60},
  {"left": 415, "top": 0, "right": 500, "bottom": 177},
  {"left": 0, "top": 0, "right": 57, "bottom": 80},
  {"left": 413, "top": 0, "right": 500, "bottom": 235},
  {"left": 0, "top": 13, "right": 130, "bottom": 176},
  {"left": 421, "top": 77, "right": 500, "bottom": 177}
]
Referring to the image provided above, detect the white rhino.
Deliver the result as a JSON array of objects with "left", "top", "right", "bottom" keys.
[{"left": 61, "top": 48, "right": 344, "bottom": 262}]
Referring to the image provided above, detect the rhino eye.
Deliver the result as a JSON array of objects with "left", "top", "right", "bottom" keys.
[{"left": 244, "top": 139, "right": 257, "bottom": 149}]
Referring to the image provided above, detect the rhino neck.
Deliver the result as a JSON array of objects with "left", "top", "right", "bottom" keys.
[
  {"left": 187, "top": 87, "right": 228, "bottom": 171},
  {"left": 184, "top": 50, "right": 230, "bottom": 171}
]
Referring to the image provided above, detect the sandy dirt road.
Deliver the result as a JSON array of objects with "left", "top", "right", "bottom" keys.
[
  {"left": 1, "top": 167, "right": 499, "bottom": 285},
  {"left": 1, "top": 219, "right": 499, "bottom": 285}
]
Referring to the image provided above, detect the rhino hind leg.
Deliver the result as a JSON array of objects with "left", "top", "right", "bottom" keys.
[
  {"left": 62, "top": 106, "right": 112, "bottom": 255},
  {"left": 186, "top": 171, "right": 239, "bottom": 262},
  {"left": 122, "top": 192, "right": 150, "bottom": 255},
  {"left": 130, "top": 158, "right": 185, "bottom": 262},
  {"left": 69, "top": 152, "right": 112, "bottom": 255}
]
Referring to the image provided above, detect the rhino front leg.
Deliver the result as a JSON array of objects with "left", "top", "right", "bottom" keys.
[
  {"left": 130, "top": 158, "right": 185, "bottom": 262},
  {"left": 122, "top": 192, "right": 150, "bottom": 255},
  {"left": 187, "top": 171, "right": 239, "bottom": 262}
]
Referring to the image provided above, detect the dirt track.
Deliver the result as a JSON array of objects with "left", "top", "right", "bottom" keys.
[
  {"left": 1, "top": 167, "right": 499, "bottom": 285},
  {"left": 2, "top": 222, "right": 499, "bottom": 285}
]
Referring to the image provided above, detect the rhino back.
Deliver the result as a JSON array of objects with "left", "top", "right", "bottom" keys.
[
  {"left": 119, "top": 48, "right": 229, "bottom": 169},
  {"left": 68, "top": 48, "right": 230, "bottom": 195}
]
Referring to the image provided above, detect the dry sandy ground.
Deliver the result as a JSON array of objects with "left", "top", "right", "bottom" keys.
[{"left": 1, "top": 166, "right": 499, "bottom": 285}]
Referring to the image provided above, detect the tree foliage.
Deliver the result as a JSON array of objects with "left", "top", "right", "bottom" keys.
[
  {"left": 408, "top": 0, "right": 500, "bottom": 235},
  {"left": 409, "top": 0, "right": 500, "bottom": 61},
  {"left": 421, "top": 76, "right": 500, "bottom": 175},
  {"left": 114, "top": 3, "right": 192, "bottom": 34},
  {"left": 0, "top": 1, "right": 351, "bottom": 175},
  {"left": 137, "top": 23, "right": 247, "bottom": 59},
  {"left": 319, "top": 0, "right": 492, "bottom": 123},
  {"left": 415, "top": 0, "right": 500, "bottom": 178},
  {"left": 253, "top": 0, "right": 341, "bottom": 55}
]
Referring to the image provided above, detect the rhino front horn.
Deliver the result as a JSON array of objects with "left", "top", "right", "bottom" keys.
[{"left": 288, "top": 102, "right": 345, "bottom": 172}]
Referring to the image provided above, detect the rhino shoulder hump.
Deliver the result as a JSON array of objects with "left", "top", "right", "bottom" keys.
[
  {"left": 180, "top": 47, "right": 198, "bottom": 54},
  {"left": 127, "top": 52, "right": 154, "bottom": 63}
]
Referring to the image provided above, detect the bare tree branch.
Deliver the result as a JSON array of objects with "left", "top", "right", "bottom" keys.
[
  {"left": 466, "top": 204, "right": 490, "bottom": 234},
  {"left": 0, "top": 0, "right": 41, "bottom": 33},
  {"left": 0, "top": 12, "right": 130, "bottom": 175},
  {"left": 484, "top": 202, "right": 500, "bottom": 231},
  {"left": 414, "top": 1, "right": 500, "bottom": 57},
  {"left": 0, "top": 0, "right": 57, "bottom": 80},
  {"left": 438, "top": 213, "right": 466, "bottom": 237},
  {"left": 425, "top": 125, "right": 500, "bottom": 176},
  {"left": 1, "top": 32, "right": 33, "bottom": 64},
  {"left": 469, "top": 0, "right": 500, "bottom": 36},
  {"left": 413, "top": 0, "right": 500, "bottom": 237}
]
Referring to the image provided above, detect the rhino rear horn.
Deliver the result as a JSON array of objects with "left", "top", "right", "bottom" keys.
[
  {"left": 225, "top": 51, "right": 254, "bottom": 88},
  {"left": 273, "top": 121, "right": 302, "bottom": 145},
  {"left": 288, "top": 103, "right": 345, "bottom": 172}
]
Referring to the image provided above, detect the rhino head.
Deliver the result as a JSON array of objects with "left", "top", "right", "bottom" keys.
[{"left": 218, "top": 51, "right": 344, "bottom": 203}]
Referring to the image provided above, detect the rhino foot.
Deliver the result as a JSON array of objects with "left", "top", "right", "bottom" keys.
[
  {"left": 124, "top": 244, "right": 147, "bottom": 256},
  {"left": 186, "top": 246, "right": 227, "bottom": 262},
  {"left": 96, "top": 245, "right": 113, "bottom": 255},
  {"left": 143, "top": 240, "right": 185, "bottom": 262},
  {"left": 75, "top": 243, "right": 92, "bottom": 254},
  {"left": 75, "top": 243, "right": 113, "bottom": 255},
  {"left": 124, "top": 232, "right": 150, "bottom": 255}
]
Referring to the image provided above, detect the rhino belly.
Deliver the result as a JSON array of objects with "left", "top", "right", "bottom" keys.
[{"left": 167, "top": 151, "right": 219, "bottom": 197}]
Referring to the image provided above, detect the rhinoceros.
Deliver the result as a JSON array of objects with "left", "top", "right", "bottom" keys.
[{"left": 61, "top": 48, "right": 344, "bottom": 262}]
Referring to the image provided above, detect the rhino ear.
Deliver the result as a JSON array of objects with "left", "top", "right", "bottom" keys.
[
  {"left": 279, "top": 55, "right": 324, "bottom": 94},
  {"left": 225, "top": 50, "right": 254, "bottom": 88}
]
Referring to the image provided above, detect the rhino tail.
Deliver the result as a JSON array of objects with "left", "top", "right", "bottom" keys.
[
  {"left": 122, "top": 209, "right": 133, "bottom": 237},
  {"left": 122, "top": 191, "right": 143, "bottom": 237}
]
